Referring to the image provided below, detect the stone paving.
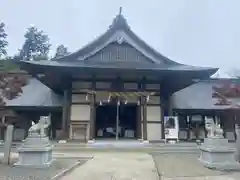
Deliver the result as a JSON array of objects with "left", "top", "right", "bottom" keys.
[
  {"left": 0, "top": 158, "right": 84, "bottom": 180},
  {"left": 152, "top": 153, "right": 240, "bottom": 180},
  {"left": 61, "top": 152, "right": 158, "bottom": 180},
  {"left": 1, "top": 151, "right": 240, "bottom": 179}
]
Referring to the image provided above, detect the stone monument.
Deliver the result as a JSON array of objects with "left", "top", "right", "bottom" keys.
[
  {"left": 3, "top": 125, "right": 14, "bottom": 165},
  {"left": 14, "top": 116, "right": 54, "bottom": 168},
  {"left": 199, "top": 118, "right": 240, "bottom": 170}
]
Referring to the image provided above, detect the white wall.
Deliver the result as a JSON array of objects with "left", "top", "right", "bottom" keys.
[
  {"left": 146, "top": 106, "right": 162, "bottom": 141},
  {"left": 146, "top": 95, "right": 162, "bottom": 141}
]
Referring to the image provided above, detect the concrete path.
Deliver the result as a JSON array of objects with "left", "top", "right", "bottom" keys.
[{"left": 61, "top": 153, "right": 159, "bottom": 180}]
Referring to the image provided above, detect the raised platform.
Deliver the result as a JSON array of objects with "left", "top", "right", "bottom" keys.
[
  {"left": 87, "top": 140, "right": 150, "bottom": 148},
  {"left": 54, "top": 140, "right": 201, "bottom": 153}
]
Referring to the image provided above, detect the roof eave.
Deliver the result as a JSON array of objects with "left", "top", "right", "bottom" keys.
[{"left": 17, "top": 60, "right": 217, "bottom": 80}]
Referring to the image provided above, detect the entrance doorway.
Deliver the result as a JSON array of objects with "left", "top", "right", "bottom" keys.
[
  {"left": 119, "top": 104, "right": 137, "bottom": 139},
  {"left": 95, "top": 103, "right": 139, "bottom": 140}
]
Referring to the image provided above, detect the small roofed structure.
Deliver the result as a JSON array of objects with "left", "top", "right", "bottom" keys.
[
  {"left": 171, "top": 79, "right": 240, "bottom": 141},
  {"left": 171, "top": 79, "right": 240, "bottom": 111},
  {"left": 0, "top": 77, "right": 63, "bottom": 141},
  {"left": 5, "top": 78, "right": 62, "bottom": 110}
]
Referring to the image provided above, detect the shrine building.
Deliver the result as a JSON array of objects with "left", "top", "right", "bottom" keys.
[{"left": 17, "top": 11, "right": 217, "bottom": 142}]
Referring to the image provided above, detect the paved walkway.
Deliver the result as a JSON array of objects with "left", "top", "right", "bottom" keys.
[
  {"left": 61, "top": 153, "right": 158, "bottom": 180},
  {"left": 2, "top": 151, "right": 240, "bottom": 180}
]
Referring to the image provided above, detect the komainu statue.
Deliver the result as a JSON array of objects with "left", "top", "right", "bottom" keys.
[
  {"left": 205, "top": 118, "right": 223, "bottom": 138},
  {"left": 28, "top": 116, "right": 50, "bottom": 137}
]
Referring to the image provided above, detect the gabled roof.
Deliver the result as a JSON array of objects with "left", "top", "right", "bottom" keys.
[
  {"left": 17, "top": 9, "right": 217, "bottom": 77},
  {"left": 171, "top": 79, "right": 240, "bottom": 110},
  {"left": 5, "top": 78, "right": 63, "bottom": 108},
  {"left": 54, "top": 11, "right": 179, "bottom": 66}
]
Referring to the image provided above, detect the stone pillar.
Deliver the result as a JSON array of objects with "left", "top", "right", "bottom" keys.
[
  {"left": 235, "top": 124, "right": 240, "bottom": 162},
  {"left": 3, "top": 125, "right": 13, "bottom": 164}
]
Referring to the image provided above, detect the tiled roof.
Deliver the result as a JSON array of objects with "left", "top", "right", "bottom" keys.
[
  {"left": 4, "top": 78, "right": 63, "bottom": 107},
  {"left": 17, "top": 12, "right": 217, "bottom": 76},
  {"left": 171, "top": 79, "right": 240, "bottom": 110}
]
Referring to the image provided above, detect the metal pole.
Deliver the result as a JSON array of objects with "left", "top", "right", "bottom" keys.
[{"left": 116, "top": 100, "right": 120, "bottom": 140}]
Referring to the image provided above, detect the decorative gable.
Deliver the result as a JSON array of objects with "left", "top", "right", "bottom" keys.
[{"left": 78, "top": 42, "right": 156, "bottom": 64}]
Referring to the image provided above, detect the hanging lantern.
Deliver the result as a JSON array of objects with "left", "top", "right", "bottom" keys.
[
  {"left": 99, "top": 101, "right": 103, "bottom": 106},
  {"left": 124, "top": 100, "right": 128, "bottom": 104}
]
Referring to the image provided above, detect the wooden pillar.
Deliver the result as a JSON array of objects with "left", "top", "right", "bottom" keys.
[
  {"left": 61, "top": 89, "right": 71, "bottom": 139},
  {"left": 136, "top": 103, "right": 142, "bottom": 139},
  {"left": 142, "top": 96, "right": 147, "bottom": 141},
  {"left": 161, "top": 106, "right": 165, "bottom": 139},
  {"left": 140, "top": 77, "right": 147, "bottom": 141},
  {"left": 89, "top": 94, "right": 96, "bottom": 140},
  {"left": 61, "top": 90, "right": 67, "bottom": 139}
]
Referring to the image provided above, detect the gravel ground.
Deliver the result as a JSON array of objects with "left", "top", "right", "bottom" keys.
[{"left": 0, "top": 157, "right": 88, "bottom": 180}]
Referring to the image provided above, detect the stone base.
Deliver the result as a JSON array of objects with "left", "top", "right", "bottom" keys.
[
  {"left": 58, "top": 140, "right": 67, "bottom": 144},
  {"left": 14, "top": 159, "right": 55, "bottom": 169},
  {"left": 199, "top": 158, "right": 240, "bottom": 170},
  {"left": 141, "top": 140, "right": 149, "bottom": 144},
  {"left": 199, "top": 137, "right": 240, "bottom": 171},
  {"left": 14, "top": 133, "right": 54, "bottom": 168},
  {"left": 87, "top": 139, "right": 95, "bottom": 144}
]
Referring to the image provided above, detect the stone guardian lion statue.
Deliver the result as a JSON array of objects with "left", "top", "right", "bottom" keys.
[
  {"left": 205, "top": 118, "right": 223, "bottom": 138},
  {"left": 28, "top": 116, "right": 50, "bottom": 137}
]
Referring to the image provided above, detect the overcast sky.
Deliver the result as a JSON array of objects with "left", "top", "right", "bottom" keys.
[{"left": 1, "top": 0, "right": 240, "bottom": 77}]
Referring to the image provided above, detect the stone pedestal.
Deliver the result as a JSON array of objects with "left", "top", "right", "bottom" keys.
[
  {"left": 199, "top": 137, "right": 240, "bottom": 170},
  {"left": 14, "top": 133, "right": 54, "bottom": 168}
]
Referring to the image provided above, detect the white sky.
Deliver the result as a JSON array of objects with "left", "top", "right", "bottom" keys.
[{"left": 1, "top": 0, "right": 240, "bottom": 77}]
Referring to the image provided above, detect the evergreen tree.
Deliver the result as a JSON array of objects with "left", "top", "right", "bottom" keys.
[
  {"left": 54, "top": 45, "right": 70, "bottom": 58},
  {"left": 0, "top": 22, "right": 8, "bottom": 58},
  {"left": 19, "top": 26, "right": 51, "bottom": 61}
]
